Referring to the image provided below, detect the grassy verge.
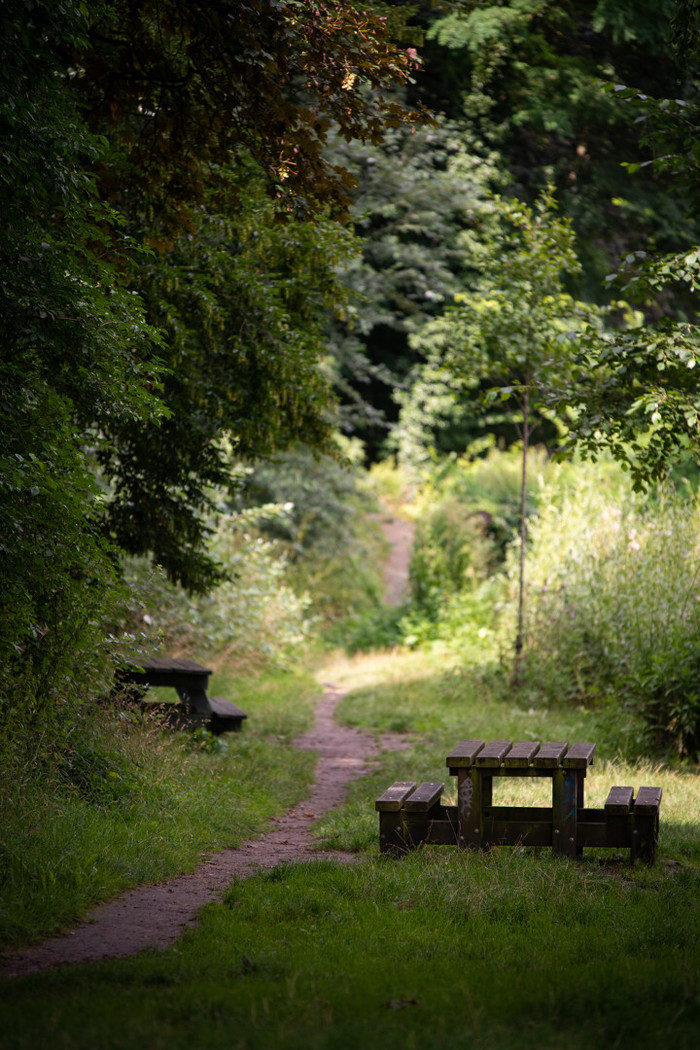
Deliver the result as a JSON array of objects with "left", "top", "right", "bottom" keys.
[{"left": 0, "top": 666, "right": 318, "bottom": 947}]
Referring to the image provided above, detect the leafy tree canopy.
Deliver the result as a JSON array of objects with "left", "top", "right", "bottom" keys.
[
  {"left": 0, "top": 0, "right": 423, "bottom": 719},
  {"left": 79, "top": 0, "right": 424, "bottom": 234},
  {"left": 554, "top": 1, "right": 700, "bottom": 485},
  {"left": 0, "top": 0, "right": 165, "bottom": 716},
  {"left": 324, "top": 116, "right": 503, "bottom": 454},
  {"left": 420, "top": 0, "right": 698, "bottom": 296},
  {"left": 402, "top": 188, "right": 609, "bottom": 676}
]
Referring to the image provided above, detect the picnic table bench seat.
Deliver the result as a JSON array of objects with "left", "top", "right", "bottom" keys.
[
  {"left": 117, "top": 657, "right": 247, "bottom": 734},
  {"left": 377, "top": 738, "right": 662, "bottom": 864}
]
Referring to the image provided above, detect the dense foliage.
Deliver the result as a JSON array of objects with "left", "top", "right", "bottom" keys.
[
  {"left": 5, "top": 0, "right": 700, "bottom": 762},
  {"left": 498, "top": 462, "right": 700, "bottom": 756},
  {"left": 330, "top": 1, "right": 700, "bottom": 467},
  {"left": 390, "top": 449, "right": 700, "bottom": 756},
  {"left": 0, "top": 0, "right": 419, "bottom": 742}
]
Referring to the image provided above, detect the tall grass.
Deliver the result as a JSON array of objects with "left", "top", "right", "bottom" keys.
[
  {"left": 388, "top": 448, "right": 700, "bottom": 757},
  {"left": 497, "top": 462, "right": 700, "bottom": 754}
]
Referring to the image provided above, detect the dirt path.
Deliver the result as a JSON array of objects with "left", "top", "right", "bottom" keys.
[
  {"left": 0, "top": 515, "right": 414, "bottom": 980},
  {"left": 379, "top": 515, "right": 415, "bottom": 606},
  {"left": 0, "top": 687, "right": 410, "bottom": 979}
]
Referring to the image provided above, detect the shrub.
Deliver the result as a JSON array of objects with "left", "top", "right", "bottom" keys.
[
  {"left": 407, "top": 444, "right": 554, "bottom": 620},
  {"left": 235, "top": 442, "right": 386, "bottom": 624},
  {"left": 121, "top": 517, "right": 314, "bottom": 673},
  {"left": 498, "top": 461, "right": 700, "bottom": 755}
]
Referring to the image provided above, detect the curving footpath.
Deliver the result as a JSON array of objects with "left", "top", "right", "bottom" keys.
[{"left": 0, "top": 685, "right": 408, "bottom": 979}]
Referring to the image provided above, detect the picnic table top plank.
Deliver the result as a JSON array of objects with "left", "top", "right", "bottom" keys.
[
  {"left": 446, "top": 740, "right": 486, "bottom": 768},
  {"left": 532, "top": 741, "right": 569, "bottom": 768},
  {"left": 476, "top": 740, "right": 513, "bottom": 767},
  {"left": 129, "top": 657, "right": 212, "bottom": 675},
  {"left": 563, "top": 742, "right": 596, "bottom": 769},
  {"left": 504, "top": 741, "right": 541, "bottom": 767}
]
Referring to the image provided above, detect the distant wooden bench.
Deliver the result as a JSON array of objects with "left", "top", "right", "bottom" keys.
[
  {"left": 116, "top": 657, "right": 247, "bottom": 734},
  {"left": 376, "top": 739, "right": 662, "bottom": 864}
]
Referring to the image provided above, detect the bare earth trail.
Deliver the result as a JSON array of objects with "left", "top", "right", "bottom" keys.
[
  {"left": 378, "top": 514, "right": 415, "bottom": 608},
  {"left": 0, "top": 515, "right": 413, "bottom": 980}
]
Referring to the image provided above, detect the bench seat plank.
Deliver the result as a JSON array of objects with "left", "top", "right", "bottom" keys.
[
  {"left": 563, "top": 742, "right": 596, "bottom": 769},
  {"left": 533, "top": 741, "right": 568, "bottom": 768},
  {"left": 634, "top": 786, "right": 663, "bottom": 814},
  {"left": 209, "top": 696, "right": 247, "bottom": 733},
  {"left": 403, "top": 782, "right": 444, "bottom": 812},
  {"left": 504, "top": 741, "right": 540, "bottom": 767},
  {"left": 605, "top": 786, "right": 634, "bottom": 814},
  {"left": 446, "top": 740, "right": 485, "bottom": 768},
  {"left": 209, "top": 696, "right": 247, "bottom": 719},
  {"left": 376, "top": 781, "right": 417, "bottom": 812},
  {"left": 476, "top": 740, "right": 512, "bottom": 767}
]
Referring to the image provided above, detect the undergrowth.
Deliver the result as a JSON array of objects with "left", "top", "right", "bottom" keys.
[{"left": 0, "top": 667, "right": 318, "bottom": 947}]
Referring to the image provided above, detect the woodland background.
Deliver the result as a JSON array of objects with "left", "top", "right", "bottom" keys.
[{"left": 3, "top": 0, "right": 700, "bottom": 853}]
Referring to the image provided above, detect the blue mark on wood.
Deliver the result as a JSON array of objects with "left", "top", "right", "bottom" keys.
[{"left": 564, "top": 772, "right": 576, "bottom": 820}]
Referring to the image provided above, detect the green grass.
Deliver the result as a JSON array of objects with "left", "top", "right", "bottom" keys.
[
  {"left": 0, "top": 667, "right": 318, "bottom": 947},
  {"left": 1, "top": 855, "right": 698, "bottom": 1050},
  {"left": 1, "top": 648, "right": 699, "bottom": 1050},
  {"left": 313, "top": 650, "right": 700, "bottom": 862}
]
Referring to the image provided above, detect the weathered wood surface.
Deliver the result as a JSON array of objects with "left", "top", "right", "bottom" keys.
[
  {"left": 552, "top": 768, "right": 579, "bottom": 857},
  {"left": 633, "top": 787, "right": 662, "bottom": 864},
  {"left": 605, "top": 786, "right": 634, "bottom": 814},
  {"left": 448, "top": 740, "right": 596, "bottom": 771},
  {"left": 533, "top": 741, "right": 569, "bottom": 768},
  {"left": 375, "top": 781, "right": 417, "bottom": 812},
  {"left": 119, "top": 657, "right": 211, "bottom": 695},
  {"left": 137, "top": 657, "right": 212, "bottom": 673},
  {"left": 446, "top": 740, "right": 485, "bottom": 768},
  {"left": 504, "top": 741, "right": 540, "bottom": 767},
  {"left": 634, "top": 786, "right": 663, "bottom": 814},
  {"left": 403, "top": 782, "right": 443, "bottom": 812},
  {"left": 209, "top": 696, "right": 247, "bottom": 731},
  {"left": 117, "top": 657, "right": 246, "bottom": 732},
  {"left": 476, "top": 740, "right": 512, "bottom": 767},
  {"left": 562, "top": 742, "right": 596, "bottom": 768}
]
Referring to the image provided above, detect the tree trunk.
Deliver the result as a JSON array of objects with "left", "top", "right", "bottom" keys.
[{"left": 514, "top": 386, "right": 530, "bottom": 685}]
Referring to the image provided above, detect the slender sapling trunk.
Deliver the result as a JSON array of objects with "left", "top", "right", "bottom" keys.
[{"left": 514, "top": 384, "right": 530, "bottom": 685}]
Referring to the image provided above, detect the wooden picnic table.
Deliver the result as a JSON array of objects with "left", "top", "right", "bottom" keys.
[
  {"left": 118, "top": 656, "right": 247, "bottom": 733},
  {"left": 447, "top": 738, "right": 595, "bottom": 858},
  {"left": 376, "top": 738, "right": 662, "bottom": 864}
]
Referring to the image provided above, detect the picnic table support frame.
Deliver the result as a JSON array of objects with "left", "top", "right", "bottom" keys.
[
  {"left": 552, "top": 768, "right": 578, "bottom": 859},
  {"left": 377, "top": 739, "right": 662, "bottom": 864}
]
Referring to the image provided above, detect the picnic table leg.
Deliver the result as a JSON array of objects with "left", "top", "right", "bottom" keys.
[
  {"left": 379, "top": 810, "right": 409, "bottom": 856},
  {"left": 175, "top": 687, "right": 211, "bottom": 715},
  {"left": 552, "top": 768, "right": 578, "bottom": 858},
  {"left": 575, "top": 770, "right": 586, "bottom": 857},
  {"left": 457, "top": 768, "right": 488, "bottom": 849}
]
